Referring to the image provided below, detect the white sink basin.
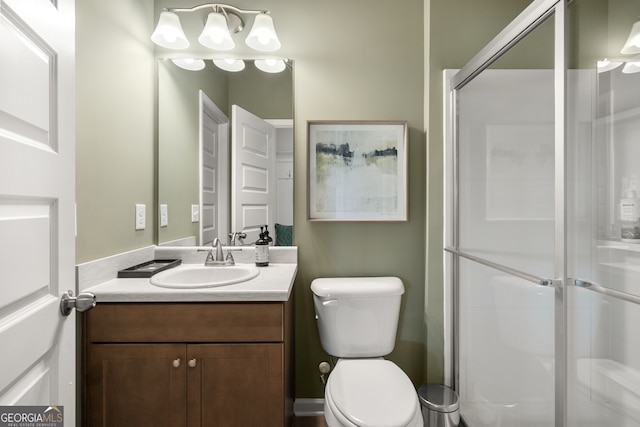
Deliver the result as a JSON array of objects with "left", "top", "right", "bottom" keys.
[{"left": 150, "top": 264, "right": 260, "bottom": 289}]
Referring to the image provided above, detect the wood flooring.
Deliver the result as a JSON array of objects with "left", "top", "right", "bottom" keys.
[{"left": 294, "top": 416, "right": 328, "bottom": 427}]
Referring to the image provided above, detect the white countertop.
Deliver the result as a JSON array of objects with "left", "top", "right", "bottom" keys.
[{"left": 85, "top": 263, "right": 297, "bottom": 302}]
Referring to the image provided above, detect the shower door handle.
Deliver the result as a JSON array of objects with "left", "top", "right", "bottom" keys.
[
  {"left": 445, "top": 247, "right": 561, "bottom": 287},
  {"left": 572, "top": 278, "right": 640, "bottom": 306}
]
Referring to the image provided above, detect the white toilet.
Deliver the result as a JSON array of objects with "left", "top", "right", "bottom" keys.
[{"left": 311, "top": 277, "right": 423, "bottom": 427}]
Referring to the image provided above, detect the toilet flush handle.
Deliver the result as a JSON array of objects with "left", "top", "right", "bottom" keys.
[{"left": 322, "top": 300, "right": 338, "bottom": 307}]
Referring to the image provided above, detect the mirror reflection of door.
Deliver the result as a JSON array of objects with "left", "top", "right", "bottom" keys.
[
  {"left": 231, "top": 105, "right": 277, "bottom": 244},
  {"left": 199, "top": 91, "right": 229, "bottom": 246}
]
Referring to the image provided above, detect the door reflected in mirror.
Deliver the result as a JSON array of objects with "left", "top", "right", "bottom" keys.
[{"left": 157, "top": 58, "right": 293, "bottom": 247}]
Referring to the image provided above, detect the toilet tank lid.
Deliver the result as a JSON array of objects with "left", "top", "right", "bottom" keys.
[{"left": 311, "top": 277, "right": 404, "bottom": 298}]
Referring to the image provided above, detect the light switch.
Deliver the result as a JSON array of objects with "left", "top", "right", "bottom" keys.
[
  {"left": 135, "top": 204, "right": 146, "bottom": 230},
  {"left": 191, "top": 204, "right": 200, "bottom": 223},
  {"left": 160, "top": 204, "right": 168, "bottom": 227}
]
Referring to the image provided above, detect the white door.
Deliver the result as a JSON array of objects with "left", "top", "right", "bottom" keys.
[
  {"left": 200, "top": 91, "right": 229, "bottom": 246},
  {"left": 231, "top": 105, "right": 276, "bottom": 243},
  {"left": 0, "top": 0, "right": 77, "bottom": 423}
]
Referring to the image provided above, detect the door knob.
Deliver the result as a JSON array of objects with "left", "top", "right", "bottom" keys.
[
  {"left": 188, "top": 359, "right": 197, "bottom": 368},
  {"left": 60, "top": 290, "right": 96, "bottom": 316},
  {"left": 172, "top": 358, "right": 181, "bottom": 368}
]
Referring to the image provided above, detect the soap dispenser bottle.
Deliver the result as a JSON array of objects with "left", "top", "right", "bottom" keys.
[
  {"left": 620, "top": 177, "right": 640, "bottom": 242},
  {"left": 255, "top": 226, "right": 270, "bottom": 267},
  {"left": 264, "top": 225, "right": 273, "bottom": 246}
]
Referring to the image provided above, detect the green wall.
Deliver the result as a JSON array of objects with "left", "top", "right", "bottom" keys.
[
  {"left": 285, "top": 2, "right": 425, "bottom": 397},
  {"left": 76, "top": 0, "right": 156, "bottom": 263},
  {"left": 76, "top": 0, "right": 541, "bottom": 400}
]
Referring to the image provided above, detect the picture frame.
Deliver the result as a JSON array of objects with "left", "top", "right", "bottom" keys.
[{"left": 307, "top": 120, "right": 408, "bottom": 221}]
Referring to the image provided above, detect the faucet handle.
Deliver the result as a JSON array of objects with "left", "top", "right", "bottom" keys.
[
  {"left": 225, "top": 251, "right": 235, "bottom": 265},
  {"left": 228, "top": 231, "right": 248, "bottom": 246}
]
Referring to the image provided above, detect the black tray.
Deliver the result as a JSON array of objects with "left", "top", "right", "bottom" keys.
[{"left": 117, "top": 259, "right": 181, "bottom": 278}]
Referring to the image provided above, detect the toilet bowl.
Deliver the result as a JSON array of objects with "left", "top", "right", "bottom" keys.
[
  {"left": 311, "top": 277, "right": 423, "bottom": 427},
  {"left": 323, "top": 359, "right": 423, "bottom": 427}
]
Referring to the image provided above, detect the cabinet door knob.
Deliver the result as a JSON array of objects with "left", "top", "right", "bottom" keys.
[
  {"left": 188, "top": 359, "right": 197, "bottom": 368},
  {"left": 172, "top": 358, "right": 181, "bottom": 368}
]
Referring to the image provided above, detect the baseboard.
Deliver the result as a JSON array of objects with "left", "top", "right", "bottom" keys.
[{"left": 294, "top": 398, "right": 324, "bottom": 416}]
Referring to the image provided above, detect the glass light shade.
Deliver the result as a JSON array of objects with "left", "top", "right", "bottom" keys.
[
  {"left": 213, "top": 59, "right": 246, "bottom": 72},
  {"left": 621, "top": 20, "right": 640, "bottom": 55},
  {"left": 596, "top": 59, "right": 623, "bottom": 73},
  {"left": 171, "top": 58, "right": 206, "bottom": 71},
  {"left": 245, "top": 14, "right": 281, "bottom": 52},
  {"left": 151, "top": 11, "right": 189, "bottom": 49},
  {"left": 254, "top": 58, "right": 286, "bottom": 73},
  {"left": 198, "top": 12, "right": 235, "bottom": 51},
  {"left": 622, "top": 56, "right": 640, "bottom": 74}
]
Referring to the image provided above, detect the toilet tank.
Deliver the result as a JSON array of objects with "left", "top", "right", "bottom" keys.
[{"left": 311, "top": 277, "right": 404, "bottom": 358}]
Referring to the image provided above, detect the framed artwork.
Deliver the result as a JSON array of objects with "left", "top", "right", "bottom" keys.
[{"left": 307, "top": 120, "right": 408, "bottom": 221}]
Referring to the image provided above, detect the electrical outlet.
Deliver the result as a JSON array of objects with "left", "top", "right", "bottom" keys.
[
  {"left": 160, "top": 204, "right": 168, "bottom": 227},
  {"left": 135, "top": 204, "right": 146, "bottom": 230},
  {"left": 191, "top": 204, "right": 200, "bottom": 223}
]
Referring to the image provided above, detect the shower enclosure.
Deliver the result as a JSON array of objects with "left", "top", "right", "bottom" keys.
[{"left": 444, "top": 0, "right": 640, "bottom": 426}]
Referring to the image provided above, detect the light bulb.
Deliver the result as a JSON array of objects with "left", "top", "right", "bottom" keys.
[
  {"left": 254, "top": 58, "right": 286, "bottom": 73},
  {"left": 258, "top": 33, "right": 270, "bottom": 46},
  {"left": 171, "top": 58, "right": 206, "bottom": 71},
  {"left": 213, "top": 58, "right": 245, "bottom": 72},
  {"left": 198, "top": 12, "right": 235, "bottom": 51}
]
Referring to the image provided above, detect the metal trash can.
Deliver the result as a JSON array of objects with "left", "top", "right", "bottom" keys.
[{"left": 417, "top": 384, "right": 460, "bottom": 427}]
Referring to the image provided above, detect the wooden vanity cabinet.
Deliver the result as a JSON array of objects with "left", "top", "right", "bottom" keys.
[{"left": 83, "top": 300, "right": 294, "bottom": 427}]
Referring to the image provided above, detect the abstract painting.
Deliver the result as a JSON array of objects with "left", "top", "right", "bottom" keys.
[{"left": 308, "top": 121, "right": 408, "bottom": 221}]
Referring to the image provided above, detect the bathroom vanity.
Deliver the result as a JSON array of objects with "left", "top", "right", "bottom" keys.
[{"left": 80, "top": 248, "right": 297, "bottom": 427}]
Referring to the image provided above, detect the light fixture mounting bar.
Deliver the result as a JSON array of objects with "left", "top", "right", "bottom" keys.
[{"left": 164, "top": 3, "right": 270, "bottom": 16}]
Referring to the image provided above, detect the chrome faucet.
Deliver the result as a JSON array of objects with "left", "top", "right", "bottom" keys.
[
  {"left": 229, "top": 231, "right": 247, "bottom": 246},
  {"left": 205, "top": 238, "right": 235, "bottom": 266}
]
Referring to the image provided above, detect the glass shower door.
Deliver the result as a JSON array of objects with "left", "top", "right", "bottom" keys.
[
  {"left": 450, "top": 7, "right": 559, "bottom": 427},
  {"left": 567, "top": 1, "right": 640, "bottom": 425},
  {"left": 447, "top": 0, "right": 640, "bottom": 426}
]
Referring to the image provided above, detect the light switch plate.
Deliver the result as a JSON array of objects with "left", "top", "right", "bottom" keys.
[
  {"left": 135, "top": 204, "right": 146, "bottom": 230},
  {"left": 160, "top": 204, "right": 168, "bottom": 227},
  {"left": 191, "top": 204, "right": 200, "bottom": 223}
]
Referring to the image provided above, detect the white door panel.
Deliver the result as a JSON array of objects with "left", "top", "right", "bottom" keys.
[
  {"left": 231, "top": 105, "right": 276, "bottom": 243},
  {"left": 199, "top": 91, "right": 228, "bottom": 246},
  {"left": 202, "top": 116, "right": 218, "bottom": 246},
  {"left": 0, "top": 205, "right": 50, "bottom": 307},
  {"left": 0, "top": 0, "right": 76, "bottom": 422}
]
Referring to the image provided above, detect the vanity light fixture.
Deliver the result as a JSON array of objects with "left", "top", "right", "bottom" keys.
[
  {"left": 151, "top": 4, "right": 281, "bottom": 53},
  {"left": 171, "top": 58, "right": 206, "bottom": 71},
  {"left": 254, "top": 58, "right": 286, "bottom": 73},
  {"left": 621, "top": 18, "right": 640, "bottom": 55},
  {"left": 212, "top": 58, "right": 246, "bottom": 72}
]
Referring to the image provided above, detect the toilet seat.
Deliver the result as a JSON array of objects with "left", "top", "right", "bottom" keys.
[{"left": 326, "top": 359, "right": 419, "bottom": 427}]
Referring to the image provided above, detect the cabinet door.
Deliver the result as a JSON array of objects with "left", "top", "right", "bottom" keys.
[
  {"left": 86, "top": 344, "right": 187, "bottom": 427},
  {"left": 187, "top": 344, "right": 284, "bottom": 427}
]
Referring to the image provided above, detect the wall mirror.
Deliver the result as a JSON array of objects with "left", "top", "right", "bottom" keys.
[{"left": 157, "top": 58, "right": 294, "bottom": 247}]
